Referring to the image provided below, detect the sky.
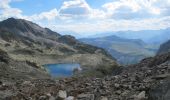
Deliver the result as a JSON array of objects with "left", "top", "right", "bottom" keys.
[{"left": 0, "top": 0, "right": 170, "bottom": 37}]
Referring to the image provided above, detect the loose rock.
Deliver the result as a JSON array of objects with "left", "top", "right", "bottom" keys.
[{"left": 58, "top": 90, "right": 67, "bottom": 99}]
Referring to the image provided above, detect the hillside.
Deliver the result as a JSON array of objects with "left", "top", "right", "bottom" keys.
[
  {"left": 2, "top": 46, "right": 170, "bottom": 100},
  {"left": 0, "top": 49, "right": 50, "bottom": 82},
  {"left": 0, "top": 18, "right": 118, "bottom": 78},
  {"left": 157, "top": 40, "right": 170, "bottom": 55},
  {"left": 80, "top": 35, "right": 157, "bottom": 65}
]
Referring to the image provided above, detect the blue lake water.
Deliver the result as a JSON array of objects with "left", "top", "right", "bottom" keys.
[{"left": 44, "top": 63, "right": 81, "bottom": 77}]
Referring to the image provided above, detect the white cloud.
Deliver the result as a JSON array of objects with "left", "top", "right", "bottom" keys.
[
  {"left": 56, "top": 0, "right": 169, "bottom": 20},
  {"left": 89, "top": 9, "right": 106, "bottom": 19},
  {"left": 44, "top": 16, "right": 170, "bottom": 35},
  {"left": 61, "top": 0, "right": 90, "bottom": 9},
  {"left": 103, "top": 0, "right": 141, "bottom": 13},
  {"left": 1, "top": 8, "right": 22, "bottom": 17},
  {"left": 101, "top": 0, "right": 170, "bottom": 19},
  {"left": 102, "top": 0, "right": 141, "bottom": 18},
  {"left": 138, "top": 0, "right": 161, "bottom": 15},
  {"left": 25, "top": 9, "right": 58, "bottom": 21},
  {"left": 0, "top": 0, "right": 22, "bottom": 20},
  {"left": 0, "top": 0, "right": 58, "bottom": 21},
  {"left": 151, "top": 0, "right": 170, "bottom": 15},
  {"left": 0, "top": 0, "right": 10, "bottom": 9},
  {"left": 59, "top": 0, "right": 106, "bottom": 19},
  {"left": 59, "top": 0, "right": 91, "bottom": 19}
]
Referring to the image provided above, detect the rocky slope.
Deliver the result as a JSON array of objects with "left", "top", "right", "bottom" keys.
[
  {"left": 157, "top": 40, "right": 170, "bottom": 55},
  {"left": 0, "top": 48, "right": 50, "bottom": 82},
  {"left": 0, "top": 51, "right": 170, "bottom": 100},
  {"left": 0, "top": 18, "right": 117, "bottom": 76}
]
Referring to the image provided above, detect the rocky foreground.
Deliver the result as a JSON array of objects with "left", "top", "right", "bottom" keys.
[{"left": 0, "top": 52, "right": 170, "bottom": 100}]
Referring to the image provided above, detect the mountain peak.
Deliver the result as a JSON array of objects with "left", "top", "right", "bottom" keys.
[
  {"left": 0, "top": 18, "right": 61, "bottom": 38},
  {"left": 0, "top": 17, "right": 32, "bottom": 32},
  {"left": 0, "top": 17, "right": 20, "bottom": 28},
  {"left": 2, "top": 17, "right": 30, "bottom": 23},
  {"left": 4, "top": 17, "right": 17, "bottom": 21}
]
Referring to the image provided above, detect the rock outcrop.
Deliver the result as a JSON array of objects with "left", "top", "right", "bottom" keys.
[{"left": 157, "top": 40, "right": 170, "bottom": 55}]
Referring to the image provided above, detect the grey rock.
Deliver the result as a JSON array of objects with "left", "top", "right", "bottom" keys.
[
  {"left": 121, "top": 90, "right": 129, "bottom": 96},
  {"left": 152, "top": 74, "right": 170, "bottom": 80},
  {"left": 77, "top": 94, "right": 94, "bottom": 100},
  {"left": 65, "top": 96, "right": 74, "bottom": 100},
  {"left": 114, "top": 83, "right": 120, "bottom": 88},
  {"left": 135, "top": 91, "right": 146, "bottom": 100},
  {"left": 100, "top": 96, "right": 108, "bottom": 100},
  {"left": 165, "top": 90, "right": 170, "bottom": 100},
  {"left": 0, "top": 81, "right": 2, "bottom": 85},
  {"left": 58, "top": 90, "right": 67, "bottom": 99},
  {"left": 115, "top": 90, "right": 121, "bottom": 95},
  {"left": 39, "top": 95, "right": 47, "bottom": 100},
  {"left": 49, "top": 96, "right": 56, "bottom": 100}
]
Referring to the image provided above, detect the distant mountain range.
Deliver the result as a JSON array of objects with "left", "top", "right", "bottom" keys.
[
  {"left": 85, "top": 28, "right": 170, "bottom": 45},
  {"left": 80, "top": 35, "right": 158, "bottom": 65}
]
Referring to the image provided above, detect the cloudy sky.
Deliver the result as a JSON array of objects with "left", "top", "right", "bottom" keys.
[{"left": 0, "top": 0, "right": 170, "bottom": 37}]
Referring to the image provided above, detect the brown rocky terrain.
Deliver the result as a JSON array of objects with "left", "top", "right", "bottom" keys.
[{"left": 0, "top": 52, "right": 169, "bottom": 100}]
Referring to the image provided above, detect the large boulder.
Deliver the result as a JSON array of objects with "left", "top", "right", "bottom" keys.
[{"left": 148, "top": 77, "right": 170, "bottom": 100}]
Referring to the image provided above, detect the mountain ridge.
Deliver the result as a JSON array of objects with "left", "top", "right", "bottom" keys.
[
  {"left": 0, "top": 18, "right": 118, "bottom": 78},
  {"left": 157, "top": 40, "right": 170, "bottom": 55},
  {"left": 87, "top": 28, "right": 170, "bottom": 45},
  {"left": 80, "top": 35, "right": 157, "bottom": 65}
]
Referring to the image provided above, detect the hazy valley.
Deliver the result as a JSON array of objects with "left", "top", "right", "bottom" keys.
[{"left": 80, "top": 35, "right": 158, "bottom": 65}]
